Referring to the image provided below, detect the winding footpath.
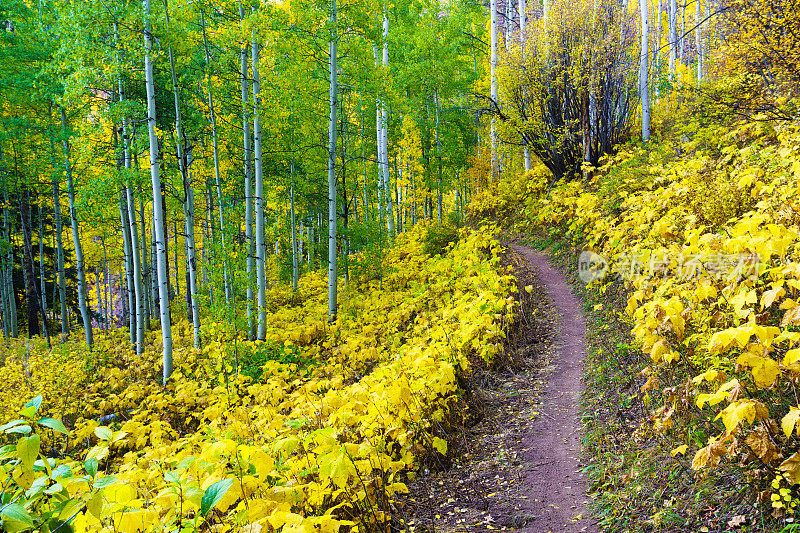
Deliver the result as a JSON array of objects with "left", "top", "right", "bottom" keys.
[{"left": 512, "top": 245, "right": 597, "bottom": 533}]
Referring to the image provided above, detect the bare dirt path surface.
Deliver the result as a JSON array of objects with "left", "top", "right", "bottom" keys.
[
  {"left": 511, "top": 245, "right": 596, "bottom": 533},
  {"left": 400, "top": 244, "right": 597, "bottom": 532}
]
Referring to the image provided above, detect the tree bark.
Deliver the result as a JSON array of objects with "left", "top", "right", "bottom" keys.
[
  {"left": 490, "top": 0, "right": 499, "bottom": 180},
  {"left": 241, "top": 3, "right": 255, "bottom": 340},
  {"left": 253, "top": 37, "right": 268, "bottom": 340},
  {"left": 60, "top": 107, "right": 92, "bottom": 349},
  {"left": 328, "top": 0, "right": 338, "bottom": 321},
  {"left": 640, "top": 0, "right": 651, "bottom": 141},
  {"left": 144, "top": 0, "right": 173, "bottom": 384}
]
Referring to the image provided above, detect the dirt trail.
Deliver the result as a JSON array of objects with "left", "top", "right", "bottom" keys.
[
  {"left": 401, "top": 244, "right": 596, "bottom": 532},
  {"left": 511, "top": 245, "right": 596, "bottom": 533}
]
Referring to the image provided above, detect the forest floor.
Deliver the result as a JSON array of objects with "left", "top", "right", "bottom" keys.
[{"left": 400, "top": 242, "right": 597, "bottom": 532}]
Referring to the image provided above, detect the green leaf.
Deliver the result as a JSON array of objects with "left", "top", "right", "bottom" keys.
[
  {"left": 20, "top": 395, "right": 43, "bottom": 419},
  {"left": 85, "top": 458, "right": 98, "bottom": 477},
  {"left": 200, "top": 478, "right": 234, "bottom": 516},
  {"left": 0, "top": 503, "right": 35, "bottom": 528},
  {"left": 17, "top": 434, "right": 40, "bottom": 470},
  {"left": 94, "top": 426, "right": 112, "bottom": 441},
  {"left": 38, "top": 418, "right": 69, "bottom": 435},
  {"left": 6, "top": 425, "right": 31, "bottom": 435},
  {"left": 52, "top": 464, "right": 73, "bottom": 479},
  {"left": 0, "top": 420, "right": 27, "bottom": 433},
  {"left": 92, "top": 476, "right": 118, "bottom": 489}
]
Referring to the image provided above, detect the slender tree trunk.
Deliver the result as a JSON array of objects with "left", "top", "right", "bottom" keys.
[
  {"left": 60, "top": 107, "right": 92, "bottom": 349},
  {"left": 240, "top": 3, "right": 255, "bottom": 340},
  {"left": 253, "top": 38, "right": 267, "bottom": 340},
  {"left": 119, "top": 188, "right": 135, "bottom": 347},
  {"left": 19, "top": 188, "right": 41, "bottom": 338},
  {"left": 47, "top": 106, "right": 68, "bottom": 337},
  {"left": 381, "top": 14, "right": 392, "bottom": 235},
  {"left": 435, "top": 90, "right": 443, "bottom": 223},
  {"left": 668, "top": 0, "right": 677, "bottom": 77},
  {"left": 139, "top": 182, "right": 152, "bottom": 330},
  {"left": 127, "top": 189, "right": 144, "bottom": 354},
  {"left": 290, "top": 162, "right": 299, "bottom": 293},
  {"left": 164, "top": 0, "right": 198, "bottom": 348},
  {"left": 38, "top": 205, "right": 47, "bottom": 323},
  {"left": 519, "top": 0, "right": 531, "bottom": 171},
  {"left": 144, "top": 0, "right": 173, "bottom": 384},
  {"left": 200, "top": 10, "right": 231, "bottom": 310},
  {"left": 490, "top": 0, "right": 499, "bottom": 180},
  {"left": 695, "top": 0, "right": 702, "bottom": 83},
  {"left": 327, "top": 0, "right": 338, "bottom": 321},
  {"left": 640, "top": 0, "right": 651, "bottom": 141}
]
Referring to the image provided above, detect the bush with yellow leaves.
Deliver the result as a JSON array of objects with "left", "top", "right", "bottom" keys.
[{"left": 0, "top": 223, "right": 516, "bottom": 532}]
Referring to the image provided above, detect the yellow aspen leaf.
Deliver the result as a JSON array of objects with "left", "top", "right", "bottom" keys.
[
  {"left": 650, "top": 339, "right": 670, "bottom": 362},
  {"left": 761, "top": 285, "right": 786, "bottom": 309},
  {"left": 745, "top": 427, "right": 779, "bottom": 462},
  {"left": 696, "top": 379, "right": 739, "bottom": 408},
  {"left": 736, "top": 353, "right": 780, "bottom": 387},
  {"left": 117, "top": 510, "right": 158, "bottom": 533},
  {"left": 692, "top": 369, "right": 722, "bottom": 384},
  {"left": 780, "top": 453, "right": 800, "bottom": 485},
  {"left": 782, "top": 407, "right": 800, "bottom": 438},
  {"left": 691, "top": 445, "right": 719, "bottom": 470},
  {"left": 670, "top": 444, "right": 688, "bottom": 457},
  {"left": 432, "top": 437, "right": 447, "bottom": 455},
  {"left": 784, "top": 349, "right": 800, "bottom": 366},
  {"left": 715, "top": 400, "right": 757, "bottom": 433}
]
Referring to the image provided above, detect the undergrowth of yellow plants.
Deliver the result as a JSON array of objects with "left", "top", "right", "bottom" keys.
[
  {"left": 0, "top": 223, "right": 516, "bottom": 533},
  {"left": 473, "top": 94, "right": 800, "bottom": 528}
]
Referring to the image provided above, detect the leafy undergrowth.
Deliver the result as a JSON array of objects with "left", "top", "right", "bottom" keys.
[
  {"left": 475, "top": 96, "right": 800, "bottom": 531},
  {"left": 0, "top": 223, "right": 516, "bottom": 533}
]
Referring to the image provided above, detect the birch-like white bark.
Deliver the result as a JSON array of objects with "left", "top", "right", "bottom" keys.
[
  {"left": 240, "top": 3, "right": 255, "bottom": 340},
  {"left": 144, "top": 0, "right": 173, "bottom": 383},
  {"left": 253, "top": 37, "right": 267, "bottom": 340},
  {"left": 328, "top": 0, "right": 339, "bottom": 321},
  {"left": 640, "top": 0, "right": 651, "bottom": 141},
  {"left": 490, "top": 0, "right": 499, "bottom": 180}
]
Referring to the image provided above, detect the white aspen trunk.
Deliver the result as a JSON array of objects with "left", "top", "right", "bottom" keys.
[
  {"left": 240, "top": 3, "right": 255, "bottom": 340},
  {"left": 640, "top": 0, "right": 651, "bottom": 141},
  {"left": 253, "top": 38, "right": 267, "bottom": 340},
  {"left": 435, "top": 90, "right": 443, "bottom": 223},
  {"left": 695, "top": 0, "right": 702, "bottom": 83},
  {"left": 668, "top": 0, "right": 676, "bottom": 77},
  {"left": 144, "top": 0, "right": 173, "bottom": 384},
  {"left": 126, "top": 188, "right": 144, "bottom": 354},
  {"left": 328, "top": 0, "right": 338, "bottom": 321},
  {"left": 519, "top": 0, "right": 531, "bottom": 171},
  {"left": 138, "top": 182, "right": 152, "bottom": 330},
  {"left": 102, "top": 238, "right": 109, "bottom": 330},
  {"left": 60, "top": 107, "right": 93, "bottom": 349},
  {"left": 382, "top": 15, "right": 393, "bottom": 235},
  {"left": 200, "top": 12, "right": 231, "bottom": 310},
  {"left": 290, "top": 162, "right": 299, "bottom": 293},
  {"left": 119, "top": 190, "right": 135, "bottom": 348},
  {"left": 505, "top": 0, "right": 513, "bottom": 46},
  {"left": 116, "top": 20, "right": 143, "bottom": 354},
  {"left": 374, "top": 45, "right": 384, "bottom": 229},
  {"left": 490, "top": 0, "right": 499, "bottom": 180},
  {"left": 679, "top": 0, "right": 686, "bottom": 64},
  {"left": 164, "top": 0, "right": 199, "bottom": 349},
  {"left": 543, "top": 0, "right": 548, "bottom": 23}
]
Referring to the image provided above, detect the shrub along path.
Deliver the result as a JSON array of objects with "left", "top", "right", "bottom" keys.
[{"left": 401, "top": 244, "right": 596, "bottom": 532}]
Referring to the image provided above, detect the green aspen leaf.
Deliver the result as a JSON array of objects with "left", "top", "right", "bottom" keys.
[
  {"left": 38, "top": 418, "right": 69, "bottom": 435},
  {"left": 87, "top": 492, "right": 103, "bottom": 519},
  {"left": 85, "top": 458, "right": 98, "bottom": 477},
  {"left": 0, "top": 419, "right": 27, "bottom": 433},
  {"left": 93, "top": 476, "right": 118, "bottom": 489},
  {"left": 0, "top": 503, "right": 35, "bottom": 528},
  {"left": 6, "top": 425, "right": 32, "bottom": 435},
  {"left": 94, "top": 426, "right": 112, "bottom": 441},
  {"left": 17, "top": 434, "right": 40, "bottom": 470},
  {"left": 200, "top": 478, "right": 234, "bottom": 516}
]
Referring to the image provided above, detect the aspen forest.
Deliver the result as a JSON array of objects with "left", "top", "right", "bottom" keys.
[{"left": 1, "top": 0, "right": 799, "bottom": 530}]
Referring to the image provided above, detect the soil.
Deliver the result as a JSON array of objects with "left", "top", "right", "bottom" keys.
[{"left": 400, "top": 244, "right": 598, "bottom": 532}]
